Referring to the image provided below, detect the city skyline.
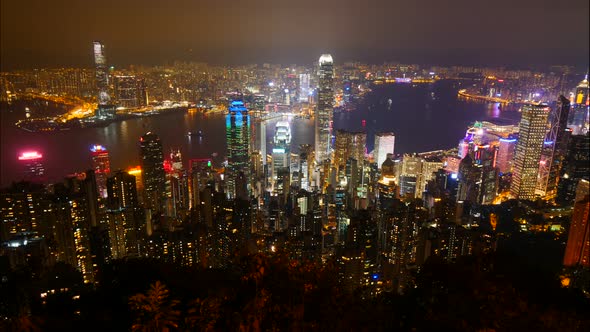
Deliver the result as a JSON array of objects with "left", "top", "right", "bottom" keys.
[{"left": 1, "top": 2, "right": 589, "bottom": 329}]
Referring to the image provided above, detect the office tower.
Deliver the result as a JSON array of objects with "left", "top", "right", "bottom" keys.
[
  {"left": 537, "top": 96, "right": 571, "bottom": 199},
  {"left": 93, "top": 41, "right": 115, "bottom": 118},
  {"left": 315, "top": 54, "right": 334, "bottom": 162},
  {"left": 139, "top": 132, "right": 166, "bottom": 211},
  {"left": 563, "top": 179, "right": 589, "bottom": 267},
  {"left": 569, "top": 75, "right": 589, "bottom": 135},
  {"left": 496, "top": 137, "right": 517, "bottom": 174},
  {"left": 557, "top": 133, "right": 590, "bottom": 203},
  {"left": 271, "top": 121, "right": 291, "bottom": 196},
  {"left": 188, "top": 158, "right": 213, "bottom": 211},
  {"left": 374, "top": 133, "right": 395, "bottom": 169},
  {"left": 164, "top": 149, "right": 189, "bottom": 217},
  {"left": 106, "top": 170, "right": 140, "bottom": 258},
  {"left": 90, "top": 145, "right": 111, "bottom": 198},
  {"left": 18, "top": 151, "right": 45, "bottom": 183},
  {"left": 114, "top": 75, "right": 147, "bottom": 108},
  {"left": 457, "top": 144, "right": 498, "bottom": 205},
  {"left": 93, "top": 41, "right": 110, "bottom": 105},
  {"left": 510, "top": 104, "right": 550, "bottom": 200},
  {"left": 225, "top": 100, "right": 251, "bottom": 200},
  {"left": 299, "top": 73, "right": 310, "bottom": 102}
]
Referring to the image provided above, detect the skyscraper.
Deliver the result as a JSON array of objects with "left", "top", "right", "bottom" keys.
[
  {"left": 537, "top": 96, "right": 571, "bottom": 200},
  {"left": 496, "top": 137, "right": 517, "bottom": 174},
  {"left": 90, "top": 145, "right": 111, "bottom": 198},
  {"left": 299, "top": 73, "right": 310, "bottom": 102},
  {"left": 18, "top": 151, "right": 45, "bottom": 183},
  {"left": 107, "top": 170, "right": 141, "bottom": 258},
  {"left": 569, "top": 74, "right": 589, "bottom": 135},
  {"left": 315, "top": 54, "right": 334, "bottom": 163},
  {"left": 93, "top": 41, "right": 115, "bottom": 118},
  {"left": 139, "top": 132, "right": 166, "bottom": 211},
  {"left": 563, "top": 179, "right": 589, "bottom": 267},
  {"left": 226, "top": 100, "right": 251, "bottom": 199},
  {"left": 93, "top": 41, "right": 110, "bottom": 106},
  {"left": 510, "top": 104, "right": 550, "bottom": 200},
  {"left": 374, "top": 133, "right": 395, "bottom": 169}
]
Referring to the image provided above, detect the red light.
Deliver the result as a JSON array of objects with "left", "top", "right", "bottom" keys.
[{"left": 18, "top": 151, "right": 43, "bottom": 160}]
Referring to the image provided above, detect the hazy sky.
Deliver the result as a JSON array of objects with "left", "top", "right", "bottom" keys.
[{"left": 1, "top": 0, "right": 588, "bottom": 69}]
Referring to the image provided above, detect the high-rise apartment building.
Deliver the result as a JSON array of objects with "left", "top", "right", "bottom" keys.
[
  {"left": 315, "top": 54, "right": 334, "bottom": 163},
  {"left": 139, "top": 132, "right": 166, "bottom": 211},
  {"left": 510, "top": 104, "right": 549, "bottom": 200},
  {"left": 90, "top": 145, "right": 111, "bottom": 198}
]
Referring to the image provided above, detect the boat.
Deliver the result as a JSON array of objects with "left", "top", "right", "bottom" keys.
[{"left": 188, "top": 130, "right": 203, "bottom": 138}]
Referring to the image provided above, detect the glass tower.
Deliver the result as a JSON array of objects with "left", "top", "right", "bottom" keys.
[
  {"left": 226, "top": 100, "right": 251, "bottom": 200},
  {"left": 93, "top": 41, "right": 110, "bottom": 106},
  {"left": 315, "top": 54, "right": 334, "bottom": 163},
  {"left": 510, "top": 104, "right": 550, "bottom": 200}
]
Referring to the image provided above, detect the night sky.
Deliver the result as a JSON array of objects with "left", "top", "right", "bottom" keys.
[{"left": 1, "top": 0, "right": 588, "bottom": 69}]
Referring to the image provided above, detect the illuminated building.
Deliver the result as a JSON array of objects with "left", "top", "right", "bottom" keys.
[
  {"left": 315, "top": 54, "right": 334, "bottom": 162},
  {"left": 0, "top": 182, "right": 46, "bottom": 242},
  {"left": 107, "top": 170, "right": 141, "bottom": 258},
  {"left": 225, "top": 100, "right": 251, "bottom": 200},
  {"left": 127, "top": 166, "right": 143, "bottom": 192},
  {"left": 139, "top": 132, "right": 166, "bottom": 211},
  {"left": 93, "top": 41, "right": 110, "bottom": 106},
  {"left": 510, "top": 104, "right": 550, "bottom": 200},
  {"left": 496, "top": 137, "right": 517, "bottom": 174},
  {"left": 563, "top": 179, "right": 589, "bottom": 267},
  {"left": 114, "top": 75, "right": 148, "bottom": 108},
  {"left": 537, "top": 96, "right": 571, "bottom": 199},
  {"left": 299, "top": 73, "right": 310, "bottom": 102},
  {"left": 334, "top": 130, "right": 366, "bottom": 179},
  {"left": 93, "top": 41, "right": 115, "bottom": 118},
  {"left": 18, "top": 151, "right": 45, "bottom": 183},
  {"left": 557, "top": 133, "right": 590, "bottom": 204},
  {"left": 166, "top": 149, "right": 189, "bottom": 217},
  {"left": 271, "top": 122, "right": 291, "bottom": 197},
  {"left": 374, "top": 133, "right": 395, "bottom": 169},
  {"left": 90, "top": 145, "right": 111, "bottom": 198},
  {"left": 568, "top": 74, "right": 589, "bottom": 135}
]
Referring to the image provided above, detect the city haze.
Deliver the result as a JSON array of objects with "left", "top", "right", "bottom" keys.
[{"left": 1, "top": 0, "right": 589, "bottom": 69}]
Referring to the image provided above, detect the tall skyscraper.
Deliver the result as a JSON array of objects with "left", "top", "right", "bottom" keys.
[
  {"left": 18, "top": 151, "right": 45, "bottom": 183},
  {"left": 315, "top": 54, "right": 334, "bottom": 163},
  {"left": 93, "top": 41, "right": 110, "bottom": 106},
  {"left": 537, "top": 96, "right": 571, "bottom": 199},
  {"left": 510, "top": 104, "right": 550, "bottom": 200},
  {"left": 569, "top": 74, "right": 589, "bottom": 135},
  {"left": 299, "top": 73, "right": 310, "bottom": 102},
  {"left": 496, "top": 137, "right": 517, "bottom": 174},
  {"left": 226, "top": 100, "right": 251, "bottom": 199},
  {"left": 139, "top": 132, "right": 166, "bottom": 211},
  {"left": 90, "top": 145, "right": 111, "bottom": 198},
  {"left": 563, "top": 179, "right": 589, "bottom": 267},
  {"left": 374, "top": 133, "right": 395, "bottom": 169},
  {"left": 107, "top": 170, "right": 141, "bottom": 258}
]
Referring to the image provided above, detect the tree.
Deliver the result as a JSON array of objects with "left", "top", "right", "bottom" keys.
[{"left": 129, "top": 281, "right": 180, "bottom": 332}]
